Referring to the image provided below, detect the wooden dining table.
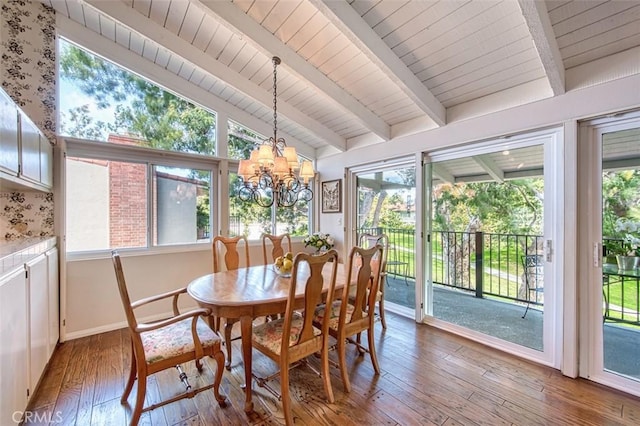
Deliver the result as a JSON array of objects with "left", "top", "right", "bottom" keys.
[{"left": 186, "top": 263, "right": 347, "bottom": 413}]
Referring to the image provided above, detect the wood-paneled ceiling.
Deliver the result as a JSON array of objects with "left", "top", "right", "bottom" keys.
[{"left": 46, "top": 0, "right": 640, "bottom": 157}]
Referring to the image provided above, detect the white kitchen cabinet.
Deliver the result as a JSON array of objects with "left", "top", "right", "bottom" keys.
[
  {"left": 26, "top": 254, "right": 48, "bottom": 395},
  {"left": 0, "top": 87, "right": 52, "bottom": 190},
  {"left": 19, "top": 114, "right": 42, "bottom": 184},
  {"left": 40, "top": 139, "right": 53, "bottom": 188},
  {"left": 0, "top": 267, "right": 28, "bottom": 426},
  {"left": 46, "top": 248, "right": 59, "bottom": 357},
  {"left": 0, "top": 89, "right": 19, "bottom": 176}
]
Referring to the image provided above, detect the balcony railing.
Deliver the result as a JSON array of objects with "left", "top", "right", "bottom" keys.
[{"left": 358, "top": 227, "right": 640, "bottom": 325}]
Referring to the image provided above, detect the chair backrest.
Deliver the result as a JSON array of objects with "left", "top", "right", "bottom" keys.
[
  {"left": 343, "top": 244, "right": 384, "bottom": 323},
  {"left": 212, "top": 235, "right": 250, "bottom": 272},
  {"left": 522, "top": 254, "right": 544, "bottom": 287},
  {"left": 359, "top": 233, "right": 389, "bottom": 272},
  {"left": 262, "top": 233, "right": 292, "bottom": 264},
  {"left": 281, "top": 250, "right": 339, "bottom": 355},
  {"left": 111, "top": 251, "right": 138, "bottom": 331}
]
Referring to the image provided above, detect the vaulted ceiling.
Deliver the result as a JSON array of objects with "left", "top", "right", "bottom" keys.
[{"left": 46, "top": 0, "right": 640, "bottom": 158}]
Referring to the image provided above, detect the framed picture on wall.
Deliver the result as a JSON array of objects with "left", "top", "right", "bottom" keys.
[{"left": 321, "top": 179, "right": 342, "bottom": 213}]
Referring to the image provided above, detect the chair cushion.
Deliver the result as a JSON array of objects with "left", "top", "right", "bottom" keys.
[
  {"left": 314, "top": 301, "right": 361, "bottom": 331},
  {"left": 141, "top": 317, "right": 220, "bottom": 364},
  {"left": 252, "top": 312, "right": 320, "bottom": 355}
]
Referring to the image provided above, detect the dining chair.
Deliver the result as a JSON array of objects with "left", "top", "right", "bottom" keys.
[
  {"left": 212, "top": 235, "right": 250, "bottom": 369},
  {"left": 358, "top": 233, "right": 389, "bottom": 329},
  {"left": 262, "top": 233, "right": 292, "bottom": 264},
  {"left": 251, "top": 250, "right": 339, "bottom": 425},
  {"left": 314, "top": 244, "right": 383, "bottom": 393},
  {"left": 111, "top": 251, "right": 226, "bottom": 425},
  {"left": 521, "top": 254, "right": 544, "bottom": 319}
]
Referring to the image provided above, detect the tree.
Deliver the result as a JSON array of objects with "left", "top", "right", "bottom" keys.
[
  {"left": 59, "top": 105, "right": 113, "bottom": 141},
  {"left": 59, "top": 41, "right": 215, "bottom": 154},
  {"left": 432, "top": 178, "right": 543, "bottom": 288},
  {"left": 59, "top": 41, "right": 277, "bottom": 237},
  {"left": 603, "top": 170, "right": 640, "bottom": 236}
]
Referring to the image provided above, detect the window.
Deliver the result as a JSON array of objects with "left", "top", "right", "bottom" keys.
[
  {"left": 58, "top": 39, "right": 216, "bottom": 155},
  {"left": 60, "top": 39, "right": 316, "bottom": 251},
  {"left": 228, "top": 119, "right": 264, "bottom": 160},
  {"left": 227, "top": 120, "right": 313, "bottom": 239},
  {"left": 65, "top": 140, "right": 216, "bottom": 253}
]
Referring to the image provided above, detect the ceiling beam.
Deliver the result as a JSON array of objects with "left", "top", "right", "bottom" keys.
[
  {"left": 192, "top": 0, "right": 391, "bottom": 142},
  {"left": 473, "top": 155, "right": 504, "bottom": 183},
  {"left": 517, "top": 0, "right": 565, "bottom": 96},
  {"left": 431, "top": 164, "right": 455, "bottom": 184},
  {"left": 310, "top": 0, "right": 446, "bottom": 127},
  {"left": 56, "top": 14, "right": 317, "bottom": 159},
  {"left": 84, "top": 0, "right": 346, "bottom": 152}
]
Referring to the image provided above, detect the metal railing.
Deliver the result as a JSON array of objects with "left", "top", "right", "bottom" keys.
[{"left": 357, "top": 227, "right": 640, "bottom": 325}]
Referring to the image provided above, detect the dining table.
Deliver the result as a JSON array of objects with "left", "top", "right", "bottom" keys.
[{"left": 186, "top": 262, "right": 347, "bottom": 413}]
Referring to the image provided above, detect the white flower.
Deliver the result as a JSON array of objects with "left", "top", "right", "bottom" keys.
[
  {"left": 303, "top": 232, "right": 334, "bottom": 250},
  {"left": 614, "top": 218, "right": 640, "bottom": 256}
]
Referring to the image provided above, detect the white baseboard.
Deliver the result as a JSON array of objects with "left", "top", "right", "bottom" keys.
[{"left": 63, "top": 311, "right": 174, "bottom": 341}]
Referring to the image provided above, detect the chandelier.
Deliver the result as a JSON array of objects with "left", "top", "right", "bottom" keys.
[{"left": 236, "top": 57, "right": 315, "bottom": 208}]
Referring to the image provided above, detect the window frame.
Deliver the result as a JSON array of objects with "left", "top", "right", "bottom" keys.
[{"left": 64, "top": 137, "right": 220, "bottom": 259}]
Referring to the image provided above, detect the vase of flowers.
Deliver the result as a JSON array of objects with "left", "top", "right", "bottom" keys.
[
  {"left": 613, "top": 218, "right": 640, "bottom": 270},
  {"left": 303, "top": 232, "right": 335, "bottom": 255}
]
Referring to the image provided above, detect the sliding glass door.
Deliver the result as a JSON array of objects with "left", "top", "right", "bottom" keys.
[
  {"left": 581, "top": 111, "right": 640, "bottom": 396},
  {"left": 423, "top": 129, "right": 561, "bottom": 364},
  {"left": 354, "top": 163, "right": 417, "bottom": 316}
]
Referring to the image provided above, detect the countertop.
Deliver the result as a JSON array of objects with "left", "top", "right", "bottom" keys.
[{"left": 0, "top": 237, "right": 57, "bottom": 275}]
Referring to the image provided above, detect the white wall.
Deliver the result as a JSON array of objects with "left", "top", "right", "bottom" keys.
[
  {"left": 65, "top": 159, "right": 109, "bottom": 251},
  {"left": 64, "top": 240, "right": 307, "bottom": 339}
]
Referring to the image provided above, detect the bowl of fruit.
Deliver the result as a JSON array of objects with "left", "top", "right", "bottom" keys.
[{"left": 274, "top": 252, "right": 294, "bottom": 277}]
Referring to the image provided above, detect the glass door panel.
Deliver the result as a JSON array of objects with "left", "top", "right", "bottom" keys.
[
  {"left": 426, "top": 142, "right": 550, "bottom": 353},
  {"left": 601, "top": 127, "right": 640, "bottom": 382},
  {"left": 355, "top": 167, "right": 416, "bottom": 313}
]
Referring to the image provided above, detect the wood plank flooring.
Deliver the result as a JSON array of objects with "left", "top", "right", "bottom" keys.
[{"left": 25, "top": 312, "right": 640, "bottom": 425}]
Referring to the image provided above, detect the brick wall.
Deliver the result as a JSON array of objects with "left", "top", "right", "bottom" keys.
[{"left": 108, "top": 135, "right": 147, "bottom": 248}]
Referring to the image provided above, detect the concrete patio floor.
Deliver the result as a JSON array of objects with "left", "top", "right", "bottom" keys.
[{"left": 383, "top": 275, "right": 640, "bottom": 379}]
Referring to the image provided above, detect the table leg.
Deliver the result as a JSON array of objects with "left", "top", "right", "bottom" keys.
[{"left": 240, "top": 315, "right": 254, "bottom": 413}]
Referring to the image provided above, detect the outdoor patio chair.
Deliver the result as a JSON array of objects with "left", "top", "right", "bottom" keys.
[
  {"left": 521, "top": 254, "right": 544, "bottom": 319},
  {"left": 387, "top": 243, "right": 409, "bottom": 285}
]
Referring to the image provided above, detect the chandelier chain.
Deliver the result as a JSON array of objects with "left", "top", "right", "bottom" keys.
[{"left": 272, "top": 56, "right": 279, "bottom": 142}]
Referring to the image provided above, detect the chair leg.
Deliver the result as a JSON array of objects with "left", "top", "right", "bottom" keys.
[
  {"left": 378, "top": 298, "right": 387, "bottom": 330},
  {"left": 280, "top": 365, "right": 293, "bottom": 425},
  {"left": 355, "top": 332, "right": 365, "bottom": 355},
  {"left": 130, "top": 371, "right": 146, "bottom": 426},
  {"left": 522, "top": 303, "right": 530, "bottom": 319},
  {"left": 212, "top": 349, "right": 227, "bottom": 406},
  {"left": 321, "top": 346, "right": 335, "bottom": 403},
  {"left": 367, "top": 327, "right": 381, "bottom": 375},
  {"left": 336, "top": 335, "right": 351, "bottom": 393},
  {"left": 224, "top": 319, "right": 234, "bottom": 370},
  {"left": 121, "top": 341, "right": 137, "bottom": 403}
]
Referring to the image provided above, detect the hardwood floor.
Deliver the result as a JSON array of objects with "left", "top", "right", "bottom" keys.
[{"left": 26, "top": 312, "right": 640, "bottom": 425}]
